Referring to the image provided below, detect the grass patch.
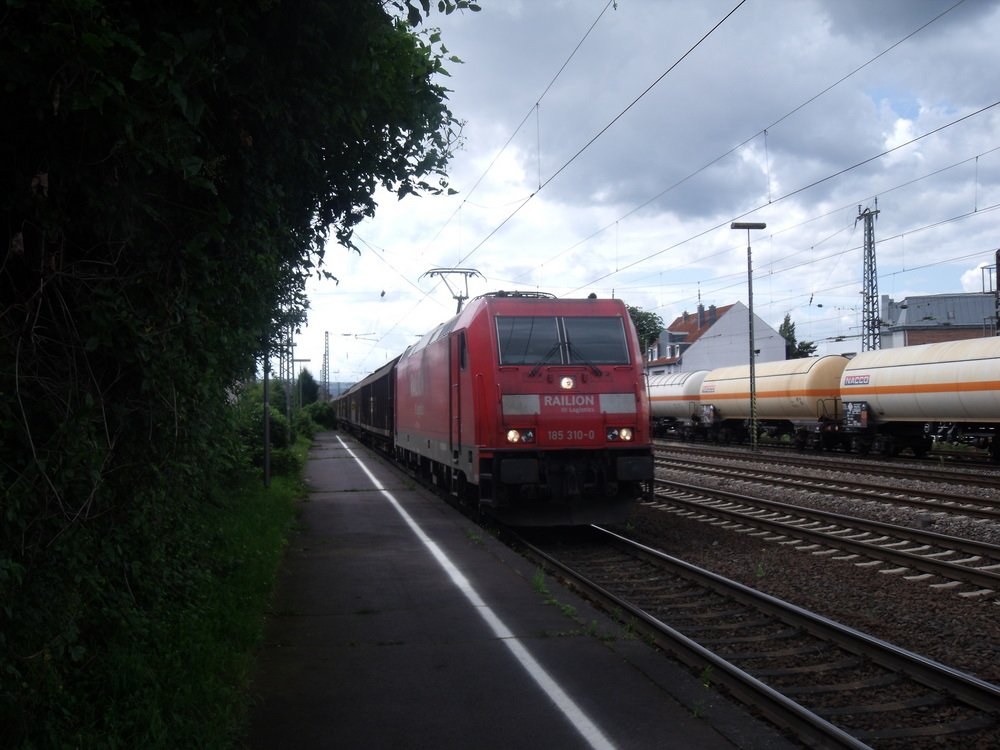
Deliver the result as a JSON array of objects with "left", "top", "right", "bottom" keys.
[
  {"left": 69, "top": 439, "right": 306, "bottom": 749},
  {"left": 465, "top": 528, "right": 484, "bottom": 546},
  {"left": 531, "top": 567, "right": 550, "bottom": 597}
]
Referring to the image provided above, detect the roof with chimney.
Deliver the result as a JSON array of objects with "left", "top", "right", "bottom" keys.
[
  {"left": 669, "top": 303, "right": 734, "bottom": 344},
  {"left": 646, "top": 301, "right": 786, "bottom": 372},
  {"left": 646, "top": 303, "right": 737, "bottom": 367}
]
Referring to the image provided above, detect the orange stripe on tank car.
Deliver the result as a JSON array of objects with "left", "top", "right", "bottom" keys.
[
  {"left": 701, "top": 388, "right": 840, "bottom": 400},
  {"left": 649, "top": 395, "right": 702, "bottom": 402},
  {"left": 844, "top": 380, "right": 1000, "bottom": 397}
]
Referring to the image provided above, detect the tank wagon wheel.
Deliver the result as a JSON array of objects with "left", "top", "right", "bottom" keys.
[
  {"left": 879, "top": 438, "right": 899, "bottom": 458},
  {"left": 912, "top": 437, "right": 932, "bottom": 459},
  {"left": 851, "top": 436, "right": 871, "bottom": 456}
]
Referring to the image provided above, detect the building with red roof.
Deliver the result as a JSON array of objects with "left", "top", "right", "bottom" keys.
[{"left": 646, "top": 302, "right": 785, "bottom": 374}]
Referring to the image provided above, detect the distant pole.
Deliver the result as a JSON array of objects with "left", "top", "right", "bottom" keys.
[
  {"left": 285, "top": 326, "right": 293, "bottom": 428},
  {"left": 263, "top": 349, "right": 271, "bottom": 487},
  {"left": 994, "top": 248, "right": 999, "bottom": 336},
  {"left": 732, "top": 222, "right": 767, "bottom": 452}
]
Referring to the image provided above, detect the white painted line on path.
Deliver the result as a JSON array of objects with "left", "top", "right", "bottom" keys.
[{"left": 336, "top": 435, "right": 616, "bottom": 750}]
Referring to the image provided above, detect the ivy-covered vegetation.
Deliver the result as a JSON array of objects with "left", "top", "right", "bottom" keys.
[{"left": 1, "top": 0, "right": 477, "bottom": 745}]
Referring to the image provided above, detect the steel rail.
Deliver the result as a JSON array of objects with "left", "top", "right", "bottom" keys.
[
  {"left": 514, "top": 531, "right": 874, "bottom": 750},
  {"left": 655, "top": 441, "right": 1000, "bottom": 488},
  {"left": 516, "top": 525, "right": 1000, "bottom": 747},
  {"left": 654, "top": 456, "right": 1000, "bottom": 521},
  {"left": 589, "top": 526, "right": 1000, "bottom": 714},
  {"left": 652, "top": 479, "right": 1000, "bottom": 592}
]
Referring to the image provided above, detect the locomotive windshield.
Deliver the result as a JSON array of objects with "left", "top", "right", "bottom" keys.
[
  {"left": 496, "top": 315, "right": 630, "bottom": 366},
  {"left": 564, "top": 317, "right": 629, "bottom": 364}
]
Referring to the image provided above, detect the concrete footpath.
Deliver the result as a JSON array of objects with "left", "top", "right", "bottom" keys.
[{"left": 241, "top": 431, "right": 798, "bottom": 749}]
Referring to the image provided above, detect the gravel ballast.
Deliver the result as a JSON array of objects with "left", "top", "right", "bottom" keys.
[{"left": 620, "top": 456, "right": 1000, "bottom": 686}]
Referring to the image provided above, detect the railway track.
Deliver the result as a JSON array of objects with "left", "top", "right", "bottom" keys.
[
  {"left": 655, "top": 442, "right": 1000, "bottom": 491},
  {"left": 517, "top": 525, "right": 1000, "bottom": 749},
  {"left": 653, "top": 435, "right": 996, "bottom": 467},
  {"left": 653, "top": 454, "right": 1000, "bottom": 523},
  {"left": 649, "top": 479, "right": 1000, "bottom": 597}
]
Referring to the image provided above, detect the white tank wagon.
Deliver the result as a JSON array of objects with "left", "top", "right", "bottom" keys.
[
  {"left": 699, "top": 356, "right": 849, "bottom": 447},
  {"left": 647, "top": 370, "right": 709, "bottom": 437},
  {"left": 840, "top": 337, "right": 1000, "bottom": 459}
]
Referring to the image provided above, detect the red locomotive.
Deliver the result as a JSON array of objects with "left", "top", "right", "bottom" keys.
[{"left": 335, "top": 291, "right": 653, "bottom": 525}]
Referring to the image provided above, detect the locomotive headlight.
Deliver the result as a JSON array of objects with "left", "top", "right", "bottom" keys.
[
  {"left": 506, "top": 428, "right": 535, "bottom": 444},
  {"left": 560, "top": 376, "right": 575, "bottom": 390},
  {"left": 606, "top": 427, "right": 634, "bottom": 442}
]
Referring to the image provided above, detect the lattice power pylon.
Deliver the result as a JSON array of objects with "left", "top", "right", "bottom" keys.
[
  {"left": 858, "top": 201, "right": 881, "bottom": 351},
  {"left": 320, "top": 331, "right": 330, "bottom": 400}
]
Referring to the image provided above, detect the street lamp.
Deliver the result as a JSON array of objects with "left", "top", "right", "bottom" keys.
[{"left": 731, "top": 221, "right": 767, "bottom": 452}]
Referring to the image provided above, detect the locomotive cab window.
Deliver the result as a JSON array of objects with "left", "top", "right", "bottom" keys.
[
  {"left": 496, "top": 315, "right": 630, "bottom": 366},
  {"left": 496, "top": 316, "right": 560, "bottom": 365},
  {"left": 563, "top": 317, "right": 629, "bottom": 365}
]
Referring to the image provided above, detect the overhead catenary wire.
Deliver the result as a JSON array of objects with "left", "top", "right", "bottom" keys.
[
  {"left": 359, "top": 0, "right": 624, "bottom": 363},
  {"left": 564, "top": 100, "right": 1000, "bottom": 296},
  {"left": 352, "top": 0, "right": 748, "bottom": 373},
  {"left": 509, "top": 0, "right": 970, "bottom": 285},
  {"left": 658, "top": 205, "right": 1000, "bottom": 327},
  {"left": 670, "top": 143, "right": 1000, "bottom": 302},
  {"left": 417, "top": 0, "right": 621, "bottom": 258},
  {"left": 332, "top": 0, "right": 989, "bottom": 375},
  {"left": 450, "top": 0, "right": 750, "bottom": 269}
]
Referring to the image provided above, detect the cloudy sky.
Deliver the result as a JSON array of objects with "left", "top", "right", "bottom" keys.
[{"left": 296, "top": 0, "right": 1000, "bottom": 386}]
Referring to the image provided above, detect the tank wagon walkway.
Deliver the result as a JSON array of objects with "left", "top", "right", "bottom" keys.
[{"left": 242, "top": 431, "right": 795, "bottom": 749}]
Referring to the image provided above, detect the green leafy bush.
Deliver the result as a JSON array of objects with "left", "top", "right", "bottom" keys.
[
  {"left": 305, "top": 400, "right": 338, "bottom": 429},
  {"left": 0, "top": 0, "right": 474, "bottom": 744},
  {"left": 232, "top": 381, "right": 299, "bottom": 471}
]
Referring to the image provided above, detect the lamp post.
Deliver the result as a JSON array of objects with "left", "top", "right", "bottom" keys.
[{"left": 731, "top": 221, "right": 767, "bottom": 451}]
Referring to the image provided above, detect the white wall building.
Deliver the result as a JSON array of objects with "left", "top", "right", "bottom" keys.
[{"left": 646, "top": 302, "right": 785, "bottom": 375}]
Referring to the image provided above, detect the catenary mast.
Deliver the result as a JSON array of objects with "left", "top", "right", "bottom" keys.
[{"left": 859, "top": 200, "right": 881, "bottom": 351}]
